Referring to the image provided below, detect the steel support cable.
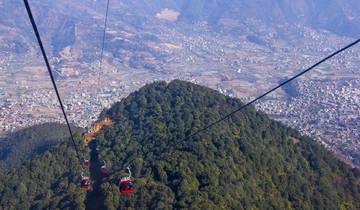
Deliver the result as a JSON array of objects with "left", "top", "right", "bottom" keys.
[
  {"left": 98, "top": 0, "right": 110, "bottom": 87},
  {"left": 23, "top": 0, "right": 82, "bottom": 162},
  {"left": 186, "top": 38, "right": 360, "bottom": 139}
]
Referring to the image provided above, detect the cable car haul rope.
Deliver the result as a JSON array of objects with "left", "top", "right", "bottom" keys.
[
  {"left": 98, "top": 0, "right": 110, "bottom": 87},
  {"left": 23, "top": 0, "right": 82, "bottom": 162},
  {"left": 185, "top": 38, "right": 360, "bottom": 139}
]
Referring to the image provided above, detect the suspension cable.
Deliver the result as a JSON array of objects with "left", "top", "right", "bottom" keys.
[
  {"left": 23, "top": 0, "right": 82, "bottom": 162},
  {"left": 98, "top": 0, "right": 110, "bottom": 87},
  {"left": 186, "top": 38, "right": 360, "bottom": 139}
]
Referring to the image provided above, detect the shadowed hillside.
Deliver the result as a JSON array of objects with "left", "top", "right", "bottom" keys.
[{"left": 0, "top": 123, "right": 83, "bottom": 169}]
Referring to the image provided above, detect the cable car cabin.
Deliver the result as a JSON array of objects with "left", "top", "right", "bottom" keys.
[
  {"left": 119, "top": 178, "right": 134, "bottom": 194},
  {"left": 100, "top": 165, "right": 109, "bottom": 177},
  {"left": 81, "top": 176, "right": 91, "bottom": 190},
  {"left": 82, "top": 160, "right": 90, "bottom": 168}
]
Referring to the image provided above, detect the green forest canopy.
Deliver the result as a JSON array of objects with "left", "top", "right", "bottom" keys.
[{"left": 0, "top": 123, "right": 82, "bottom": 169}]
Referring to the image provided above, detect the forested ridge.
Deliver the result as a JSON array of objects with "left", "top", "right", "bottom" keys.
[
  {"left": 0, "top": 123, "right": 83, "bottom": 169},
  {"left": 96, "top": 80, "right": 360, "bottom": 209},
  {"left": 0, "top": 134, "right": 87, "bottom": 209},
  {"left": 0, "top": 80, "right": 359, "bottom": 209}
]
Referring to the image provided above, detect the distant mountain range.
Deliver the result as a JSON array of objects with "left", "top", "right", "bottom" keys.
[
  {"left": 1, "top": 0, "right": 359, "bottom": 57},
  {"left": 105, "top": 0, "right": 360, "bottom": 37}
]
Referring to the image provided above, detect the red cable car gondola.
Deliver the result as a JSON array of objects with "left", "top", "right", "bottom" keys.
[
  {"left": 80, "top": 175, "right": 91, "bottom": 190},
  {"left": 119, "top": 166, "right": 134, "bottom": 194},
  {"left": 119, "top": 179, "right": 134, "bottom": 194}
]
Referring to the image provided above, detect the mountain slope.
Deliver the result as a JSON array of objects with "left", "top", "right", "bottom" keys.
[
  {"left": 1, "top": 0, "right": 359, "bottom": 59},
  {"left": 172, "top": 0, "right": 360, "bottom": 37},
  {"left": 82, "top": 0, "right": 360, "bottom": 37},
  {"left": 94, "top": 80, "right": 360, "bottom": 209},
  {"left": 0, "top": 123, "right": 83, "bottom": 169},
  {"left": 0, "top": 136, "right": 87, "bottom": 210}
]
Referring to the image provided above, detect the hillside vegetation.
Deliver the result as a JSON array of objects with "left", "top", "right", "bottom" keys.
[
  {"left": 0, "top": 134, "right": 87, "bottom": 209},
  {"left": 0, "top": 123, "right": 83, "bottom": 169},
  {"left": 0, "top": 80, "right": 359, "bottom": 209},
  {"left": 96, "top": 80, "right": 360, "bottom": 210}
]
